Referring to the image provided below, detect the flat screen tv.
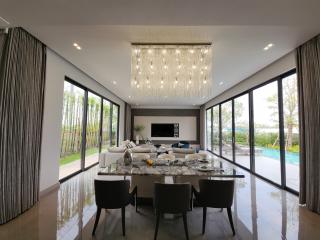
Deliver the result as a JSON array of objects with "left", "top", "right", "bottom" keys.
[{"left": 151, "top": 123, "right": 179, "bottom": 137}]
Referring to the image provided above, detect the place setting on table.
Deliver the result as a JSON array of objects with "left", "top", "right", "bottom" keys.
[{"left": 98, "top": 151, "right": 244, "bottom": 178}]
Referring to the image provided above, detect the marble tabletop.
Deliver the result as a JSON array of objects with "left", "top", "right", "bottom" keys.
[{"left": 98, "top": 157, "right": 244, "bottom": 178}]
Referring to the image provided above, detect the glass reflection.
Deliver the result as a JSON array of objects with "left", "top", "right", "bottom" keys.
[{"left": 57, "top": 167, "right": 97, "bottom": 240}]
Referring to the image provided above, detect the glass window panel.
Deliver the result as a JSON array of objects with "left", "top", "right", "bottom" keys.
[
  {"left": 282, "top": 73, "right": 299, "bottom": 191},
  {"left": 221, "top": 101, "right": 233, "bottom": 160},
  {"left": 85, "top": 92, "right": 102, "bottom": 167},
  {"left": 111, "top": 104, "right": 119, "bottom": 146},
  {"left": 253, "top": 81, "right": 281, "bottom": 184},
  {"left": 206, "top": 109, "right": 212, "bottom": 151},
  {"left": 212, "top": 106, "right": 220, "bottom": 155},
  {"left": 59, "top": 81, "right": 84, "bottom": 179},
  {"left": 234, "top": 94, "right": 250, "bottom": 168},
  {"left": 101, "top": 100, "right": 111, "bottom": 151}
]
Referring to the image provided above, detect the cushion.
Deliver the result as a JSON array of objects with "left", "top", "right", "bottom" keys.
[
  {"left": 108, "top": 146, "right": 126, "bottom": 153},
  {"left": 131, "top": 147, "right": 152, "bottom": 153},
  {"left": 133, "top": 153, "right": 150, "bottom": 161},
  {"left": 172, "top": 148, "right": 195, "bottom": 154},
  {"left": 158, "top": 153, "right": 175, "bottom": 161},
  {"left": 121, "top": 140, "right": 130, "bottom": 147}
]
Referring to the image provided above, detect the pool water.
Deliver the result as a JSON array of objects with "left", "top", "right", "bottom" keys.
[{"left": 261, "top": 147, "right": 299, "bottom": 165}]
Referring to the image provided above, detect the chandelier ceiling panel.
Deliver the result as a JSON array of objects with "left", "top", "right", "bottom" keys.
[{"left": 131, "top": 43, "right": 213, "bottom": 97}]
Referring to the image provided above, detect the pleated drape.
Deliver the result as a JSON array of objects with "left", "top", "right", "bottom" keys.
[
  {"left": 0, "top": 28, "right": 46, "bottom": 224},
  {"left": 124, "top": 103, "right": 132, "bottom": 140},
  {"left": 296, "top": 34, "right": 320, "bottom": 213}
]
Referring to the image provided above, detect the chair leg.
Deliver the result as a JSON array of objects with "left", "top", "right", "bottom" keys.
[
  {"left": 220, "top": 208, "right": 223, "bottom": 212},
  {"left": 154, "top": 211, "right": 160, "bottom": 240},
  {"left": 182, "top": 213, "right": 189, "bottom": 240},
  {"left": 135, "top": 187, "right": 138, "bottom": 213},
  {"left": 202, "top": 207, "right": 207, "bottom": 234},
  {"left": 121, "top": 207, "right": 126, "bottom": 236},
  {"left": 227, "top": 207, "right": 235, "bottom": 236},
  {"left": 92, "top": 207, "right": 101, "bottom": 235}
]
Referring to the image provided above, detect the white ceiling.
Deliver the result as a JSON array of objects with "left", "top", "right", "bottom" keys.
[{"left": 1, "top": 0, "right": 320, "bottom": 107}]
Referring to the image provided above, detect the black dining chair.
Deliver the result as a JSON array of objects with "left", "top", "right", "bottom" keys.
[
  {"left": 192, "top": 179, "right": 235, "bottom": 235},
  {"left": 154, "top": 183, "right": 191, "bottom": 240},
  {"left": 92, "top": 179, "right": 137, "bottom": 236}
]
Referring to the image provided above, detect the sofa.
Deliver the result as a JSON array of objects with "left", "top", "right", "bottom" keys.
[
  {"left": 99, "top": 141, "right": 157, "bottom": 167},
  {"left": 170, "top": 147, "right": 196, "bottom": 158},
  {"left": 171, "top": 141, "right": 190, "bottom": 149}
]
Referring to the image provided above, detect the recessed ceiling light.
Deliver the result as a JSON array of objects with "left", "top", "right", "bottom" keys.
[
  {"left": 263, "top": 43, "right": 274, "bottom": 51},
  {"left": 219, "top": 81, "right": 224, "bottom": 86},
  {"left": 73, "top": 43, "right": 82, "bottom": 50},
  {"left": 113, "top": 81, "right": 117, "bottom": 85}
]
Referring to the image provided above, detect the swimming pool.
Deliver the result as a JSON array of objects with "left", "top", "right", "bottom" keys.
[{"left": 260, "top": 147, "right": 299, "bottom": 165}]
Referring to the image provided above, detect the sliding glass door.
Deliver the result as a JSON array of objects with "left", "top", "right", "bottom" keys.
[
  {"left": 101, "top": 99, "right": 111, "bottom": 152},
  {"left": 59, "top": 82, "right": 85, "bottom": 179},
  {"left": 85, "top": 92, "right": 102, "bottom": 168},
  {"left": 111, "top": 104, "right": 119, "bottom": 146},
  {"left": 282, "top": 74, "right": 299, "bottom": 191},
  {"left": 212, "top": 106, "right": 220, "bottom": 155},
  {"left": 59, "top": 78, "right": 120, "bottom": 180},
  {"left": 253, "top": 81, "right": 281, "bottom": 184},
  {"left": 221, "top": 101, "right": 233, "bottom": 160},
  {"left": 234, "top": 94, "right": 250, "bottom": 169},
  {"left": 206, "top": 109, "right": 212, "bottom": 151},
  {"left": 205, "top": 70, "right": 299, "bottom": 193}
]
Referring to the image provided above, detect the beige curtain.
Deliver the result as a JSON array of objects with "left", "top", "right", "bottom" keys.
[
  {"left": 0, "top": 28, "right": 46, "bottom": 224},
  {"left": 296, "top": 34, "right": 320, "bottom": 213}
]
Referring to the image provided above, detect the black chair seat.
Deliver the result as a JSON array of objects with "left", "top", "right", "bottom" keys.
[
  {"left": 154, "top": 183, "right": 191, "bottom": 240},
  {"left": 92, "top": 179, "right": 137, "bottom": 236},
  {"left": 193, "top": 179, "right": 235, "bottom": 235}
]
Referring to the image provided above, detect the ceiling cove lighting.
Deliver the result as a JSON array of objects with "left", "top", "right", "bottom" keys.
[
  {"left": 131, "top": 43, "right": 213, "bottom": 97},
  {"left": 263, "top": 43, "right": 274, "bottom": 51}
]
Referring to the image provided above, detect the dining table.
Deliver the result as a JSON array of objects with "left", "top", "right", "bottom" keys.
[{"left": 98, "top": 156, "right": 245, "bottom": 179}]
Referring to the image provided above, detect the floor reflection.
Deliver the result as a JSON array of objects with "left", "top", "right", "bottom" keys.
[
  {"left": 55, "top": 160, "right": 309, "bottom": 240},
  {"left": 57, "top": 167, "right": 97, "bottom": 240},
  {"left": 1, "top": 155, "right": 320, "bottom": 239}
]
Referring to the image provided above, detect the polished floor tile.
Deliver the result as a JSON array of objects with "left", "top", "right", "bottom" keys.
[{"left": 1, "top": 156, "right": 320, "bottom": 240}]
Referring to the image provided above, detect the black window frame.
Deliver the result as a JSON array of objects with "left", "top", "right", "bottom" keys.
[
  {"left": 205, "top": 69, "right": 298, "bottom": 195},
  {"left": 59, "top": 76, "right": 120, "bottom": 182}
]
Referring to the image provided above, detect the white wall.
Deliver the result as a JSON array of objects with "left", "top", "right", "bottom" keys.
[
  {"left": 203, "top": 51, "right": 296, "bottom": 149},
  {"left": 134, "top": 116, "right": 197, "bottom": 141},
  {"left": 40, "top": 48, "right": 125, "bottom": 191}
]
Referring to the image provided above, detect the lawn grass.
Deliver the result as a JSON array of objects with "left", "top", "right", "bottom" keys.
[{"left": 59, "top": 148, "right": 98, "bottom": 166}]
